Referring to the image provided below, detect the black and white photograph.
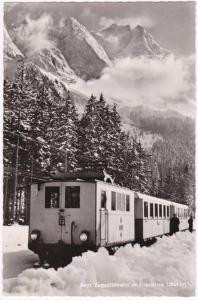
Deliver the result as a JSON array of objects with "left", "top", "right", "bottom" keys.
[{"left": 2, "top": 0, "right": 196, "bottom": 297}]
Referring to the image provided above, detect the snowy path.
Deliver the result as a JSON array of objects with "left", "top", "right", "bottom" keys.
[
  {"left": 3, "top": 225, "right": 38, "bottom": 279},
  {"left": 3, "top": 225, "right": 196, "bottom": 296}
]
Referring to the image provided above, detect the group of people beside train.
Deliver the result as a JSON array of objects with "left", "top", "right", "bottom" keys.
[{"left": 170, "top": 214, "right": 194, "bottom": 234}]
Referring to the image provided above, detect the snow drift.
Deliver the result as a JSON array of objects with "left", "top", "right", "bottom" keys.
[{"left": 4, "top": 231, "right": 195, "bottom": 296}]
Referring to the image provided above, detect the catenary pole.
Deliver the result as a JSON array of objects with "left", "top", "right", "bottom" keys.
[{"left": 12, "top": 110, "right": 21, "bottom": 221}]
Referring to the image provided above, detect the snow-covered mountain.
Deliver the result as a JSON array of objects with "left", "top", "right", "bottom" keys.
[
  {"left": 92, "top": 23, "right": 131, "bottom": 59},
  {"left": 94, "top": 24, "right": 170, "bottom": 59},
  {"left": 28, "top": 47, "right": 78, "bottom": 84},
  {"left": 49, "top": 17, "right": 111, "bottom": 80},
  {"left": 4, "top": 26, "right": 24, "bottom": 60},
  {"left": 121, "top": 25, "right": 170, "bottom": 58}
]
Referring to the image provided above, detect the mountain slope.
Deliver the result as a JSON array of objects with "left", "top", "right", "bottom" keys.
[
  {"left": 49, "top": 17, "right": 111, "bottom": 80},
  {"left": 94, "top": 24, "right": 170, "bottom": 59},
  {"left": 92, "top": 23, "right": 131, "bottom": 59},
  {"left": 121, "top": 25, "right": 170, "bottom": 58},
  {"left": 28, "top": 47, "right": 78, "bottom": 84},
  {"left": 4, "top": 26, "right": 24, "bottom": 60}
]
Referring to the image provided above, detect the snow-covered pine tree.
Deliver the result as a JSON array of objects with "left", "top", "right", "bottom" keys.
[
  {"left": 3, "top": 63, "right": 38, "bottom": 222},
  {"left": 77, "top": 94, "right": 102, "bottom": 170},
  {"left": 50, "top": 90, "right": 79, "bottom": 173}
]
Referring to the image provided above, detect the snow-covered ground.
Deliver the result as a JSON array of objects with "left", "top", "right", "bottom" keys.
[
  {"left": 3, "top": 225, "right": 38, "bottom": 279},
  {"left": 3, "top": 225, "right": 195, "bottom": 296}
]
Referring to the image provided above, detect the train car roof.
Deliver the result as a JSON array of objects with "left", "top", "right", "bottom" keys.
[{"left": 136, "top": 192, "right": 189, "bottom": 208}]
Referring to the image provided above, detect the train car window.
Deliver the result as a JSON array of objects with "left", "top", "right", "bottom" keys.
[
  {"left": 45, "top": 187, "right": 59, "bottom": 208},
  {"left": 111, "top": 191, "right": 116, "bottom": 211},
  {"left": 126, "top": 195, "right": 130, "bottom": 211},
  {"left": 159, "top": 204, "right": 162, "bottom": 218},
  {"left": 65, "top": 186, "right": 80, "bottom": 208},
  {"left": 150, "top": 203, "right": 154, "bottom": 218},
  {"left": 163, "top": 205, "right": 166, "bottom": 218},
  {"left": 167, "top": 206, "right": 170, "bottom": 217},
  {"left": 121, "top": 194, "right": 125, "bottom": 211},
  {"left": 155, "top": 204, "right": 158, "bottom": 218},
  {"left": 101, "top": 191, "right": 107, "bottom": 209},
  {"left": 144, "top": 201, "right": 148, "bottom": 218},
  {"left": 117, "top": 193, "right": 122, "bottom": 210}
]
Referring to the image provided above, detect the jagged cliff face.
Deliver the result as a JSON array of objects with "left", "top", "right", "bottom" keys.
[
  {"left": 4, "top": 26, "right": 24, "bottom": 60},
  {"left": 120, "top": 25, "right": 170, "bottom": 58},
  {"left": 49, "top": 17, "right": 111, "bottom": 80},
  {"left": 28, "top": 47, "right": 78, "bottom": 84},
  {"left": 93, "top": 24, "right": 170, "bottom": 59}
]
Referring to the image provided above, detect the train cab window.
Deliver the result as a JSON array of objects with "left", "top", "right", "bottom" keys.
[
  {"left": 150, "top": 203, "right": 154, "bottom": 218},
  {"left": 144, "top": 201, "right": 148, "bottom": 218},
  {"left": 126, "top": 195, "right": 130, "bottom": 211},
  {"left": 111, "top": 191, "right": 116, "bottom": 211},
  {"left": 101, "top": 191, "right": 107, "bottom": 209},
  {"left": 167, "top": 206, "right": 170, "bottom": 218},
  {"left": 159, "top": 204, "right": 162, "bottom": 218},
  {"left": 45, "top": 186, "right": 59, "bottom": 208},
  {"left": 121, "top": 194, "right": 125, "bottom": 211},
  {"left": 117, "top": 193, "right": 122, "bottom": 210},
  {"left": 65, "top": 186, "right": 80, "bottom": 208},
  {"left": 155, "top": 204, "right": 158, "bottom": 218},
  {"left": 163, "top": 205, "right": 166, "bottom": 218}
]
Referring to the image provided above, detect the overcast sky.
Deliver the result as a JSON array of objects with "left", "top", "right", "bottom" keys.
[{"left": 4, "top": 1, "right": 195, "bottom": 56}]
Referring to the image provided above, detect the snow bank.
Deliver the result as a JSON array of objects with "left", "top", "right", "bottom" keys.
[
  {"left": 3, "top": 225, "right": 29, "bottom": 253},
  {"left": 4, "top": 231, "right": 195, "bottom": 296}
]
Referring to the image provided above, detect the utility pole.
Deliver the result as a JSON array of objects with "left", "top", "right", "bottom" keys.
[
  {"left": 64, "top": 149, "right": 68, "bottom": 173},
  {"left": 12, "top": 110, "right": 21, "bottom": 221}
]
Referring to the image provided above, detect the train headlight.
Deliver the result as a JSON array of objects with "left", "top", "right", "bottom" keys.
[
  {"left": 31, "top": 233, "right": 38, "bottom": 240},
  {"left": 80, "top": 232, "right": 88, "bottom": 242},
  {"left": 30, "top": 230, "right": 40, "bottom": 241}
]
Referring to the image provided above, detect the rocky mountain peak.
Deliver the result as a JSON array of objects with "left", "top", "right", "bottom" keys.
[
  {"left": 4, "top": 26, "right": 24, "bottom": 60},
  {"left": 133, "top": 24, "right": 145, "bottom": 37},
  {"left": 52, "top": 17, "right": 111, "bottom": 80},
  {"left": 102, "top": 23, "right": 131, "bottom": 35}
]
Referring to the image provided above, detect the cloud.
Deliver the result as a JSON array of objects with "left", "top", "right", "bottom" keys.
[
  {"left": 72, "top": 55, "right": 195, "bottom": 117},
  {"left": 16, "top": 14, "right": 54, "bottom": 55},
  {"left": 100, "top": 16, "right": 154, "bottom": 30},
  {"left": 81, "top": 7, "right": 93, "bottom": 18}
]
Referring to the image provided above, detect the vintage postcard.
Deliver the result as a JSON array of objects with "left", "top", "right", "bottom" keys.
[{"left": 2, "top": 0, "right": 196, "bottom": 297}]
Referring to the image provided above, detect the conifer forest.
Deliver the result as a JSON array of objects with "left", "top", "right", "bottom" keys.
[{"left": 3, "top": 63, "right": 195, "bottom": 225}]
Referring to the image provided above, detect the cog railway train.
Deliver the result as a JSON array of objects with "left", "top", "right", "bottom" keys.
[{"left": 28, "top": 172, "right": 190, "bottom": 266}]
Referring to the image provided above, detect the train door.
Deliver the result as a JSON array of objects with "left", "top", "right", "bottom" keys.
[
  {"left": 134, "top": 193, "right": 143, "bottom": 241},
  {"left": 100, "top": 190, "right": 108, "bottom": 246},
  {"left": 60, "top": 183, "right": 81, "bottom": 244},
  {"left": 42, "top": 183, "right": 62, "bottom": 243}
]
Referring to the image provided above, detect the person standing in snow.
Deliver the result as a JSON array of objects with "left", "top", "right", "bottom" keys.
[
  {"left": 188, "top": 215, "right": 193, "bottom": 232},
  {"left": 170, "top": 213, "right": 180, "bottom": 234}
]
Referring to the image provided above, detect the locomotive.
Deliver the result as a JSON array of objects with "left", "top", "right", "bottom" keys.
[{"left": 28, "top": 171, "right": 189, "bottom": 266}]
